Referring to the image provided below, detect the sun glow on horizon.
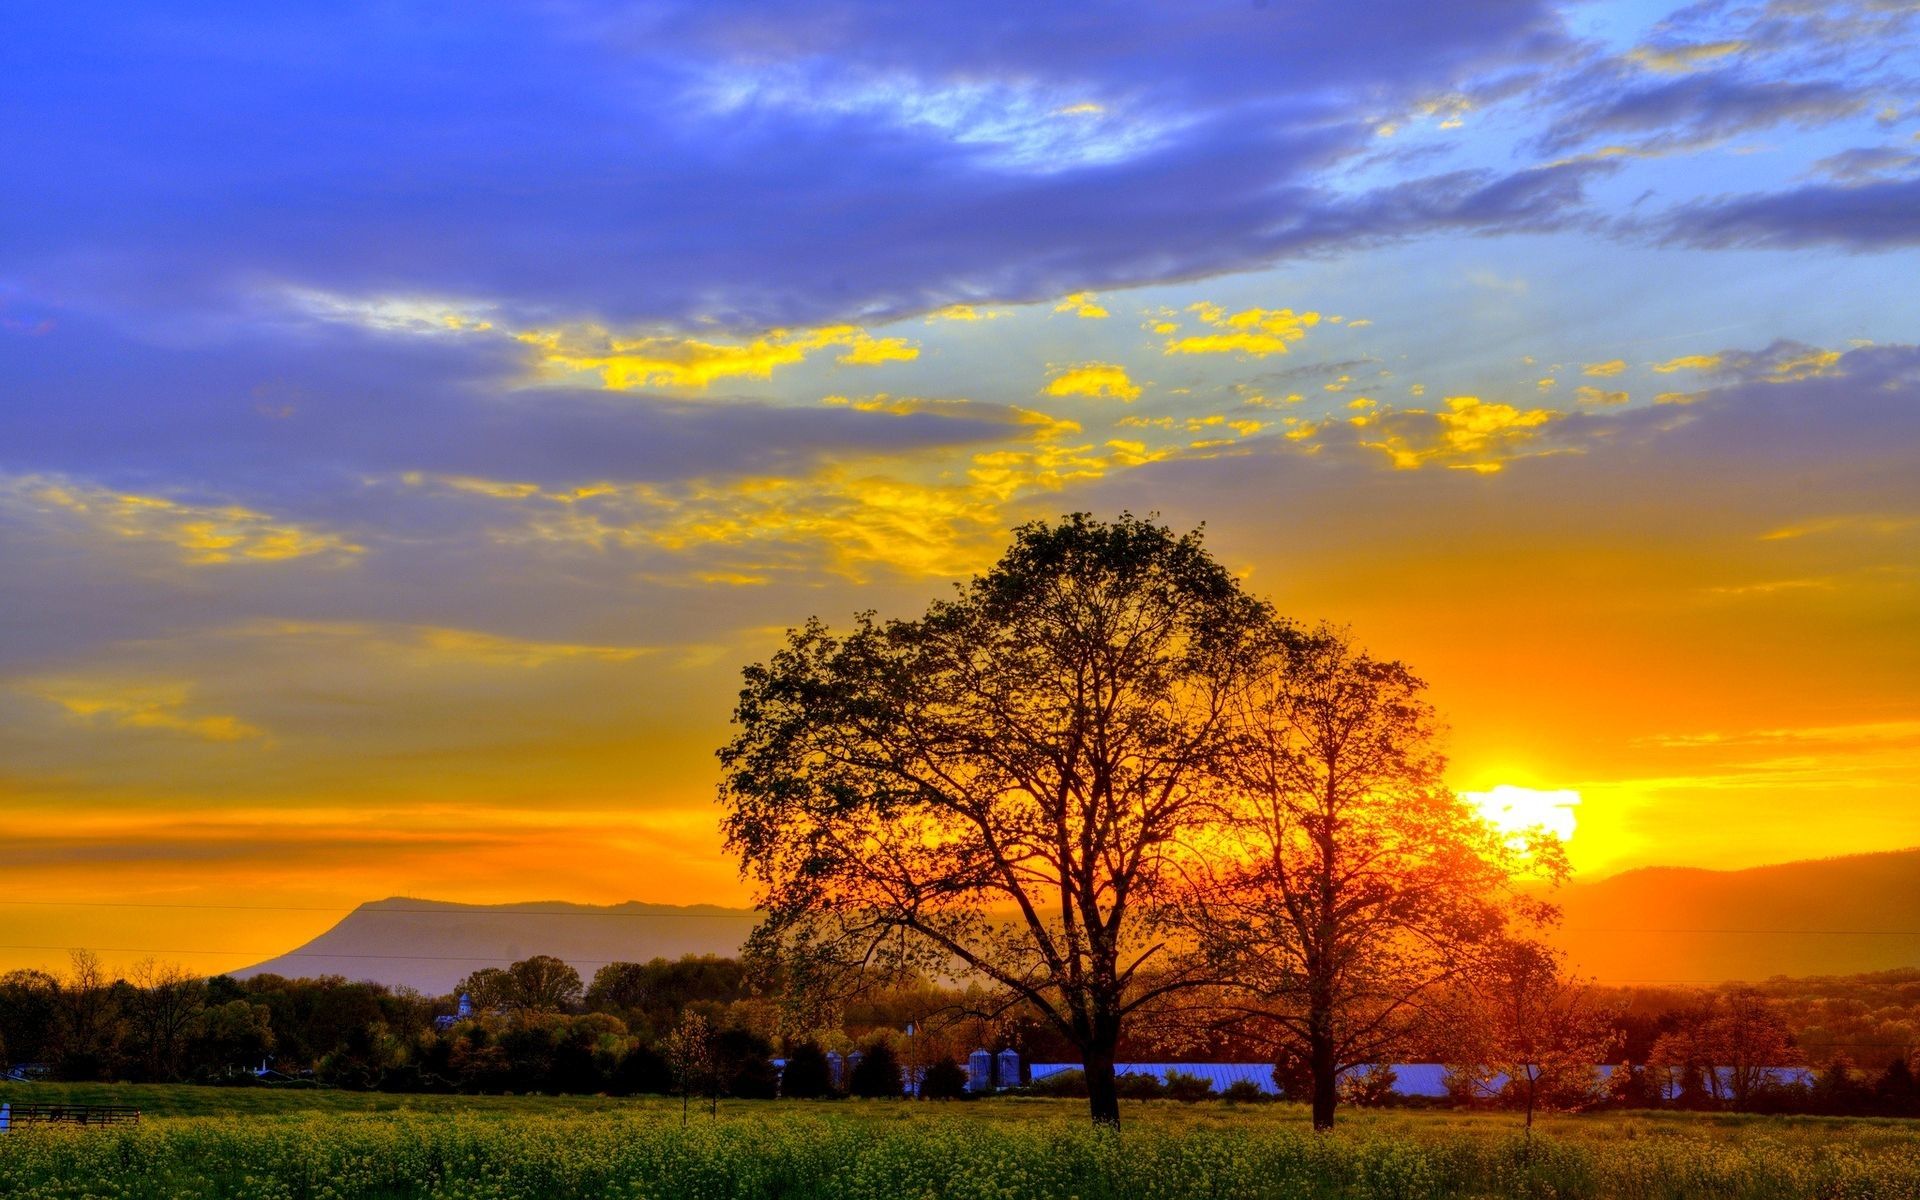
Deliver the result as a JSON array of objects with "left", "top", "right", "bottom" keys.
[{"left": 1463, "top": 784, "right": 1580, "bottom": 845}]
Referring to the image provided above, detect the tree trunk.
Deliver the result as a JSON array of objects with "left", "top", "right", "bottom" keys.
[
  {"left": 1308, "top": 983, "right": 1338, "bottom": 1131},
  {"left": 1085, "top": 1048, "right": 1121, "bottom": 1128},
  {"left": 1310, "top": 1034, "right": 1337, "bottom": 1132}
]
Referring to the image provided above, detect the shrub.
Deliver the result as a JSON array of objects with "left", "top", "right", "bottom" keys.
[
  {"left": 1339, "top": 1063, "right": 1398, "bottom": 1108},
  {"left": 781, "top": 1041, "right": 833, "bottom": 1099},
  {"left": 1222, "top": 1079, "right": 1267, "bottom": 1103},
  {"left": 848, "top": 1041, "right": 902, "bottom": 1098},
  {"left": 714, "top": 1028, "right": 779, "bottom": 1100},
  {"left": 610, "top": 1043, "right": 672, "bottom": 1096},
  {"left": 1115, "top": 1071, "right": 1165, "bottom": 1100},
  {"left": 919, "top": 1058, "right": 969, "bottom": 1100},
  {"left": 1029, "top": 1069, "right": 1088, "bottom": 1098},
  {"left": 1271, "top": 1048, "right": 1312, "bottom": 1102},
  {"left": 1163, "top": 1069, "right": 1215, "bottom": 1103}
]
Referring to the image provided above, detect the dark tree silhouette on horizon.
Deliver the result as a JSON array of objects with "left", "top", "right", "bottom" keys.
[{"left": 718, "top": 513, "right": 1272, "bottom": 1127}]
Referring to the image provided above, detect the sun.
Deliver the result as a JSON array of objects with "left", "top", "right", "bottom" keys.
[{"left": 1462, "top": 784, "right": 1580, "bottom": 844}]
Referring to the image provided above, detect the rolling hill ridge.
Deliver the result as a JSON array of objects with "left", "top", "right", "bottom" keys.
[{"left": 233, "top": 848, "right": 1920, "bottom": 992}]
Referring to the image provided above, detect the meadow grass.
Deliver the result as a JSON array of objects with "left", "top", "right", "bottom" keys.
[{"left": 2, "top": 1086, "right": 1916, "bottom": 1199}]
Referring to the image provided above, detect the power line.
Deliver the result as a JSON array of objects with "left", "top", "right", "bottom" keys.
[
  {"left": 0, "top": 945, "right": 731, "bottom": 965},
  {"left": 1562, "top": 928, "right": 1920, "bottom": 936},
  {"left": 0, "top": 900, "right": 762, "bottom": 918},
  {"left": 0, "top": 948, "right": 1901, "bottom": 988},
  {"left": 0, "top": 901, "right": 1912, "bottom": 936}
]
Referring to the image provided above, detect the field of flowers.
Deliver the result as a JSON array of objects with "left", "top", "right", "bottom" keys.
[{"left": 1, "top": 1094, "right": 1916, "bottom": 1200}]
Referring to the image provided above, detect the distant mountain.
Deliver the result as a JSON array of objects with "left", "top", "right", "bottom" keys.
[
  {"left": 235, "top": 848, "right": 1920, "bottom": 994},
  {"left": 232, "top": 898, "right": 757, "bottom": 993},
  {"left": 1548, "top": 847, "right": 1920, "bottom": 984}
]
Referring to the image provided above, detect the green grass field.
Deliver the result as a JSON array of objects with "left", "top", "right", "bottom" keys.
[{"left": 3, "top": 1085, "right": 1916, "bottom": 1199}]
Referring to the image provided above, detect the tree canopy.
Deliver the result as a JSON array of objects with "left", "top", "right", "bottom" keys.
[
  {"left": 720, "top": 513, "right": 1274, "bottom": 1125},
  {"left": 1174, "top": 628, "right": 1564, "bottom": 1128}
]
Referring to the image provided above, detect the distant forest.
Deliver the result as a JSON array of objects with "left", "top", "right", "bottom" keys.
[{"left": 3, "top": 951, "right": 1916, "bottom": 1118}]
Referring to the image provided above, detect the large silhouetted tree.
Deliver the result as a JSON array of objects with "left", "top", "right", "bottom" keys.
[
  {"left": 1178, "top": 628, "right": 1563, "bottom": 1130},
  {"left": 719, "top": 513, "right": 1272, "bottom": 1126}
]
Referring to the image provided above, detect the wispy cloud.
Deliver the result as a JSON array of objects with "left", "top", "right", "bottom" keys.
[{"left": 0, "top": 475, "right": 362, "bottom": 565}]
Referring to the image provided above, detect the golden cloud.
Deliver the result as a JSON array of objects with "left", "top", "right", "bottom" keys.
[
  {"left": 247, "top": 620, "right": 658, "bottom": 668},
  {"left": 1162, "top": 302, "right": 1320, "bottom": 357},
  {"left": 1582, "top": 359, "right": 1628, "bottom": 377},
  {"left": 1652, "top": 354, "right": 1723, "bottom": 373},
  {"left": 1355, "top": 396, "right": 1561, "bottom": 473},
  {"left": 26, "top": 680, "right": 264, "bottom": 742},
  {"left": 1575, "top": 385, "right": 1630, "bottom": 406},
  {"left": 1044, "top": 362, "right": 1142, "bottom": 401},
  {"left": 1053, "top": 292, "right": 1110, "bottom": 319},
  {"left": 1769, "top": 348, "right": 1842, "bottom": 380},
  {"left": 1627, "top": 40, "right": 1746, "bottom": 74},
  {"left": 292, "top": 288, "right": 922, "bottom": 392},
  {"left": 1759, "top": 514, "right": 1920, "bottom": 542},
  {"left": 926, "top": 304, "right": 1007, "bottom": 323},
  {"left": 1, "top": 475, "right": 362, "bottom": 565},
  {"left": 391, "top": 398, "right": 1213, "bottom": 582},
  {"left": 518, "top": 323, "right": 920, "bottom": 390}
]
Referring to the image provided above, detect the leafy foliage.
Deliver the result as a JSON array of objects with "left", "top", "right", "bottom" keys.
[
  {"left": 848, "top": 1041, "right": 902, "bottom": 1098},
  {"left": 719, "top": 513, "right": 1274, "bottom": 1124},
  {"left": 780, "top": 1041, "right": 833, "bottom": 1098},
  {"left": 1175, "top": 627, "right": 1563, "bottom": 1129}
]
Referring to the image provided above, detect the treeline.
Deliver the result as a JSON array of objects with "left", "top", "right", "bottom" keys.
[
  {"left": 0, "top": 950, "right": 1001, "bottom": 1098},
  {"left": 5, "top": 948, "right": 1916, "bottom": 1117}
]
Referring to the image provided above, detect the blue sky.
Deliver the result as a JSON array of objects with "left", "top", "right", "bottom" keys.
[{"left": 1, "top": 0, "right": 1917, "bottom": 970}]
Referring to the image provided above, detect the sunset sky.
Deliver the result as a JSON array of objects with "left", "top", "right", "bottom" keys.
[{"left": 3, "top": 0, "right": 1917, "bottom": 975}]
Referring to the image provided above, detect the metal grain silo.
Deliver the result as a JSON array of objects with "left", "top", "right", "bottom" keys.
[{"left": 967, "top": 1049, "right": 993, "bottom": 1093}]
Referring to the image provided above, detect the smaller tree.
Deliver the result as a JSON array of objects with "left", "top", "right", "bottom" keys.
[
  {"left": 663, "top": 1009, "right": 718, "bottom": 1124},
  {"left": 1813, "top": 1055, "right": 1869, "bottom": 1116},
  {"left": 1271, "top": 1044, "right": 1313, "bottom": 1102},
  {"left": 1701, "top": 988, "right": 1797, "bottom": 1112},
  {"left": 585, "top": 962, "right": 651, "bottom": 1016},
  {"left": 125, "top": 959, "right": 207, "bottom": 1081},
  {"left": 454, "top": 968, "right": 518, "bottom": 1013},
  {"left": 55, "top": 949, "right": 122, "bottom": 1080},
  {"left": 188, "top": 1000, "right": 275, "bottom": 1077},
  {"left": 920, "top": 1058, "right": 969, "bottom": 1099},
  {"left": 1605, "top": 1058, "right": 1653, "bottom": 1108},
  {"left": 848, "top": 1040, "right": 902, "bottom": 1098},
  {"left": 509, "top": 956, "right": 583, "bottom": 1013},
  {"left": 780, "top": 1040, "right": 833, "bottom": 1098},
  {"left": 1339, "top": 1063, "right": 1398, "bottom": 1108},
  {"left": 1448, "top": 941, "right": 1618, "bottom": 1135},
  {"left": 1164, "top": 1068, "right": 1216, "bottom": 1103},
  {"left": 1179, "top": 626, "right": 1563, "bottom": 1131},
  {"left": 1222, "top": 1079, "right": 1267, "bottom": 1103},
  {"left": 714, "top": 1026, "right": 778, "bottom": 1099},
  {"left": 0, "top": 969, "right": 61, "bottom": 1065},
  {"left": 1873, "top": 1056, "right": 1919, "bottom": 1117},
  {"left": 610, "top": 1042, "right": 673, "bottom": 1096}
]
